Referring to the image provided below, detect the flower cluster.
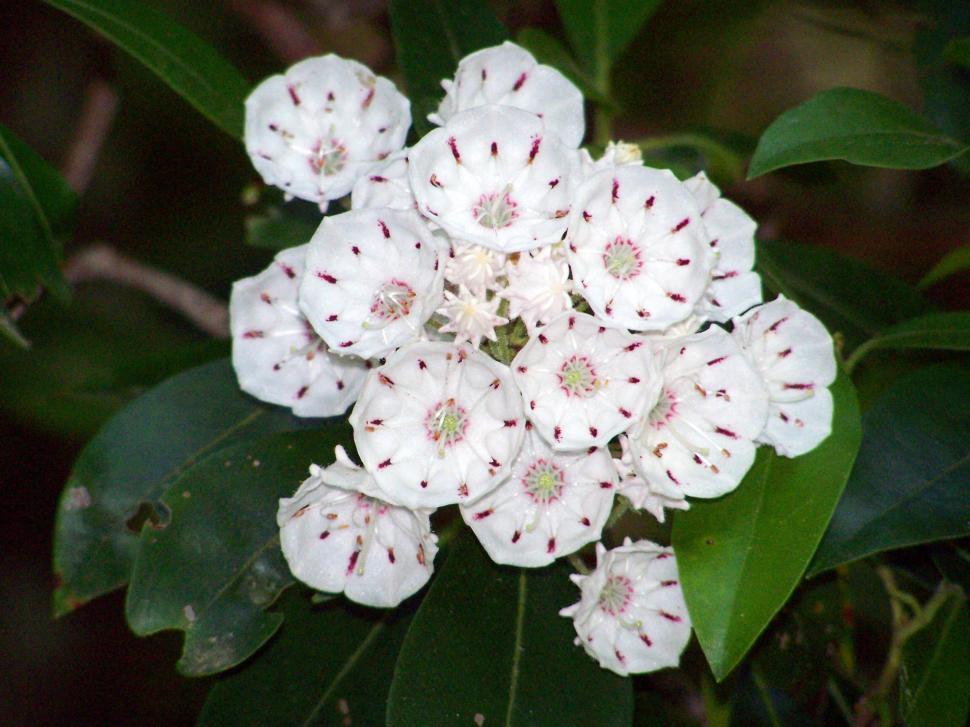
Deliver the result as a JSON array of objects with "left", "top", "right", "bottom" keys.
[{"left": 232, "top": 43, "right": 838, "bottom": 676}]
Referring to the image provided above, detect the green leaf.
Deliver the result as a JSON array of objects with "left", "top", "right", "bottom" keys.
[
  {"left": 41, "top": 0, "right": 251, "bottom": 138},
  {"left": 199, "top": 589, "right": 411, "bottom": 725},
  {"left": 387, "top": 531, "right": 633, "bottom": 726},
  {"left": 899, "top": 593, "right": 970, "bottom": 727},
  {"left": 52, "top": 359, "right": 318, "bottom": 617},
  {"left": 809, "top": 364, "right": 970, "bottom": 576},
  {"left": 0, "top": 124, "right": 76, "bottom": 302},
  {"left": 918, "top": 246, "right": 970, "bottom": 290},
  {"left": 747, "top": 88, "right": 968, "bottom": 179},
  {"left": 555, "top": 0, "right": 662, "bottom": 72},
  {"left": 515, "top": 27, "right": 615, "bottom": 109},
  {"left": 125, "top": 428, "right": 350, "bottom": 676},
  {"left": 846, "top": 312, "right": 970, "bottom": 373},
  {"left": 672, "top": 371, "right": 862, "bottom": 681},
  {"left": 636, "top": 130, "right": 750, "bottom": 186},
  {"left": 944, "top": 37, "right": 970, "bottom": 68},
  {"left": 245, "top": 203, "right": 320, "bottom": 251},
  {"left": 388, "top": 0, "right": 507, "bottom": 138},
  {"left": 0, "top": 309, "right": 29, "bottom": 349},
  {"left": 756, "top": 239, "right": 933, "bottom": 352}
]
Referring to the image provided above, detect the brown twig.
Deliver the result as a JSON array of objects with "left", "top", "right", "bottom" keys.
[
  {"left": 228, "top": 0, "right": 323, "bottom": 63},
  {"left": 61, "top": 79, "right": 118, "bottom": 195}
]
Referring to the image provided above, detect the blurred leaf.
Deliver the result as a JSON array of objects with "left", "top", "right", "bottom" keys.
[
  {"left": 636, "top": 131, "right": 750, "bottom": 186},
  {"left": 386, "top": 531, "right": 633, "bottom": 726},
  {"left": 932, "top": 543, "right": 970, "bottom": 592},
  {"left": 0, "top": 124, "right": 76, "bottom": 303},
  {"left": 899, "top": 592, "right": 970, "bottom": 727},
  {"left": 388, "top": 0, "right": 507, "bottom": 137},
  {"left": 748, "top": 88, "right": 968, "bottom": 179},
  {"left": 810, "top": 364, "right": 970, "bottom": 576},
  {"left": 199, "top": 589, "right": 411, "bottom": 725},
  {"left": 729, "top": 665, "right": 813, "bottom": 727},
  {"left": 52, "top": 359, "right": 318, "bottom": 617},
  {"left": 515, "top": 27, "right": 616, "bottom": 109},
  {"left": 0, "top": 309, "right": 29, "bottom": 349},
  {"left": 846, "top": 312, "right": 970, "bottom": 372},
  {"left": 756, "top": 240, "right": 934, "bottom": 353},
  {"left": 555, "top": 0, "right": 662, "bottom": 76},
  {"left": 245, "top": 203, "right": 319, "bottom": 251},
  {"left": 672, "top": 371, "right": 861, "bottom": 681},
  {"left": 125, "top": 428, "right": 350, "bottom": 676},
  {"left": 944, "top": 37, "right": 970, "bottom": 68},
  {"left": 41, "top": 0, "right": 251, "bottom": 138},
  {"left": 918, "top": 246, "right": 970, "bottom": 290}
]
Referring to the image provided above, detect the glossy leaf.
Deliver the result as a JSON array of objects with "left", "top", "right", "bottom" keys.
[
  {"left": 125, "top": 427, "right": 351, "bottom": 676},
  {"left": 809, "top": 364, "right": 970, "bottom": 576},
  {"left": 555, "top": 0, "right": 662, "bottom": 71},
  {"left": 387, "top": 531, "right": 633, "bottom": 726},
  {"left": 899, "top": 593, "right": 970, "bottom": 727},
  {"left": 847, "top": 312, "right": 970, "bottom": 372},
  {"left": 918, "top": 246, "right": 970, "bottom": 290},
  {"left": 41, "top": 0, "right": 251, "bottom": 138},
  {"left": 756, "top": 239, "right": 933, "bottom": 352},
  {"left": 52, "top": 359, "right": 317, "bottom": 616},
  {"left": 199, "top": 589, "right": 411, "bottom": 725},
  {"left": 672, "top": 371, "right": 862, "bottom": 681},
  {"left": 0, "top": 124, "right": 76, "bottom": 302},
  {"left": 245, "top": 203, "right": 320, "bottom": 251},
  {"left": 388, "top": 0, "right": 507, "bottom": 137},
  {"left": 748, "top": 88, "right": 968, "bottom": 178}
]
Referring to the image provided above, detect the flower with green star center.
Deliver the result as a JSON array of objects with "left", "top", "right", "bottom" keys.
[
  {"left": 602, "top": 237, "right": 642, "bottom": 281},
  {"left": 425, "top": 399, "right": 468, "bottom": 456},
  {"left": 522, "top": 458, "right": 565, "bottom": 503},
  {"left": 309, "top": 138, "right": 348, "bottom": 177},
  {"left": 558, "top": 354, "right": 598, "bottom": 398},
  {"left": 597, "top": 574, "right": 633, "bottom": 616}
]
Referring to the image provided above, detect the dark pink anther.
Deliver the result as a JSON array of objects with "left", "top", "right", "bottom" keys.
[
  {"left": 378, "top": 220, "right": 390, "bottom": 238},
  {"left": 672, "top": 218, "right": 690, "bottom": 232},
  {"left": 317, "top": 271, "right": 337, "bottom": 284},
  {"left": 296, "top": 386, "right": 308, "bottom": 399},
  {"left": 714, "top": 426, "right": 739, "bottom": 439},
  {"left": 707, "top": 356, "right": 726, "bottom": 366},
  {"left": 447, "top": 136, "right": 461, "bottom": 162},
  {"left": 347, "top": 550, "right": 359, "bottom": 574},
  {"left": 491, "top": 141, "right": 498, "bottom": 156},
  {"left": 554, "top": 426, "right": 562, "bottom": 441},
  {"left": 547, "top": 538, "right": 556, "bottom": 554},
  {"left": 351, "top": 246, "right": 360, "bottom": 255},
  {"left": 513, "top": 72, "right": 527, "bottom": 91},
  {"left": 611, "top": 178, "right": 620, "bottom": 203},
  {"left": 528, "top": 137, "right": 541, "bottom": 163},
  {"left": 666, "top": 469, "right": 680, "bottom": 484},
  {"left": 548, "top": 178, "right": 559, "bottom": 188},
  {"left": 645, "top": 195, "right": 655, "bottom": 208},
  {"left": 378, "top": 458, "right": 392, "bottom": 469},
  {"left": 676, "top": 258, "right": 691, "bottom": 266},
  {"left": 589, "top": 426, "right": 598, "bottom": 438},
  {"left": 667, "top": 292, "right": 687, "bottom": 303},
  {"left": 243, "top": 330, "right": 263, "bottom": 339},
  {"left": 474, "top": 509, "right": 494, "bottom": 520},
  {"left": 287, "top": 85, "right": 301, "bottom": 105}
]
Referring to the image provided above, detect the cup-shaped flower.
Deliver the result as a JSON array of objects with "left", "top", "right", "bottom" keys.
[
  {"left": 567, "top": 166, "right": 713, "bottom": 331},
  {"left": 299, "top": 208, "right": 445, "bottom": 359},
  {"left": 349, "top": 341, "right": 526, "bottom": 508},
  {"left": 613, "top": 435, "right": 689, "bottom": 523},
  {"left": 460, "top": 425, "right": 616, "bottom": 567},
  {"left": 732, "top": 295, "right": 837, "bottom": 457},
  {"left": 230, "top": 244, "right": 371, "bottom": 417},
  {"left": 245, "top": 55, "right": 410, "bottom": 208},
  {"left": 512, "top": 312, "right": 662, "bottom": 451},
  {"left": 560, "top": 539, "right": 692, "bottom": 676}
]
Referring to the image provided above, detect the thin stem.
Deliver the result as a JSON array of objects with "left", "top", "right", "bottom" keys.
[
  {"left": 827, "top": 678, "right": 854, "bottom": 725},
  {"left": 62, "top": 79, "right": 118, "bottom": 195},
  {"left": 489, "top": 298, "right": 514, "bottom": 364},
  {"left": 843, "top": 338, "right": 875, "bottom": 375},
  {"left": 568, "top": 553, "right": 590, "bottom": 575}
]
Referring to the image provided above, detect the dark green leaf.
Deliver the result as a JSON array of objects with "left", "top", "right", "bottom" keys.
[
  {"left": 672, "top": 371, "right": 862, "bottom": 681},
  {"left": 809, "top": 364, "right": 970, "bottom": 576},
  {"left": 747, "top": 88, "right": 968, "bottom": 179},
  {"left": 52, "top": 359, "right": 318, "bottom": 616},
  {"left": 515, "top": 27, "right": 615, "bottom": 109},
  {"left": 932, "top": 543, "right": 970, "bottom": 592},
  {"left": 944, "top": 37, "right": 970, "bottom": 68},
  {"left": 918, "top": 246, "right": 970, "bottom": 290},
  {"left": 0, "top": 124, "right": 76, "bottom": 302},
  {"left": 636, "top": 131, "right": 750, "bottom": 186},
  {"left": 388, "top": 0, "right": 507, "bottom": 137},
  {"left": 847, "top": 312, "right": 970, "bottom": 372},
  {"left": 125, "top": 428, "right": 350, "bottom": 676},
  {"left": 555, "top": 0, "right": 662, "bottom": 73},
  {"left": 899, "top": 593, "right": 970, "bottom": 727},
  {"left": 387, "top": 531, "right": 633, "bottom": 726},
  {"left": 200, "top": 589, "right": 411, "bottom": 725},
  {"left": 245, "top": 203, "right": 320, "bottom": 251},
  {"left": 41, "top": 0, "right": 251, "bottom": 138},
  {"left": 756, "top": 240, "right": 933, "bottom": 352}
]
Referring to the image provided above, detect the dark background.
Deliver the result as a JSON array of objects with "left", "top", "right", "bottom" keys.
[{"left": 1, "top": 0, "right": 967, "bottom": 723}]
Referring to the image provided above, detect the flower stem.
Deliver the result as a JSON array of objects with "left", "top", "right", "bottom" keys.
[{"left": 568, "top": 553, "right": 590, "bottom": 575}]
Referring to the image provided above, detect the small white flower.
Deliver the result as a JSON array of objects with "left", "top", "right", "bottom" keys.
[
  {"left": 277, "top": 458, "right": 437, "bottom": 608},
  {"left": 349, "top": 341, "right": 526, "bottom": 508},
  {"left": 299, "top": 208, "right": 445, "bottom": 359},
  {"left": 500, "top": 245, "right": 573, "bottom": 332},
  {"left": 627, "top": 326, "right": 769, "bottom": 499},
  {"left": 350, "top": 150, "right": 416, "bottom": 212},
  {"left": 409, "top": 105, "right": 579, "bottom": 252},
  {"left": 560, "top": 539, "right": 692, "bottom": 676},
  {"left": 512, "top": 312, "right": 662, "bottom": 450},
  {"left": 460, "top": 425, "right": 616, "bottom": 567},
  {"left": 436, "top": 285, "right": 508, "bottom": 349},
  {"left": 445, "top": 241, "right": 507, "bottom": 293},
  {"left": 683, "top": 172, "right": 762, "bottom": 322},
  {"left": 567, "top": 166, "right": 714, "bottom": 331},
  {"left": 732, "top": 295, "right": 837, "bottom": 457},
  {"left": 230, "top": 244, "right": 371, "bottom": 417},
  {"left": 430, "top": 41, "right": 586, "bottom": 148},
  {"left": 245, "top": 55, "right": 410, "bottom": 207},
  {"left": 613, "top": 435, "right": 688, "bottom": 523}
]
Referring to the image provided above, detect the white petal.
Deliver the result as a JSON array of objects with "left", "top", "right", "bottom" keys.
[
  {"left": 760, "top": 383, "right": 834, "bottom": 457},
  {"left": 350, "top": 150, "right": 416, "bottom": 212}
]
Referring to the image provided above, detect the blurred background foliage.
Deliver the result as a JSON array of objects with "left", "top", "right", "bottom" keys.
[{"left": 1, "top": 0, "right": 967, "bottom": 723}]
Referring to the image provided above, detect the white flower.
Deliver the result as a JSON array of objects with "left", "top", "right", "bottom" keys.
[
  {"left": 298, "top": 208, "right": 445, "bottom": 359},
  {"left": 229, "top": 244, "right": 371, "bottom": 417},
  {"left": 349, "top": 341, "right": 526, "bottom": 508},
  {"left": 732, "top": 296, "right": 837, "bottom": 457},
  {"left": 567, "top": 165, "right": 714, "bottom": 331},
  {"left": 460, "top": 425, "right": 616, "bottom": 567},
  {"left": 245, "top": 55, "right": 410, "bottom": 208},
  {"left": 350, "top": 150, "right": 416, "bottom": 212},
  {"left": 430, "top": 41, "right": 585, "bottom": 148},
  {"left": 500, "top": 245, "right": 573, "bottom": 332},
  {"left": 408, "top": 105, "right": 579, "bottom": 252},
  {"left": 512, "top": 312, "right": 662, "bottom": 450},
  {"left": 613, "top": 435, "right": 688, "bottom": 523},
  {"left": 445, "top": 241, "right": 507, "bottom": 293},
  {"left": 580, "top": 141, "right": 644, "bottom": 175},
  {"left": 277, "top": 458, "right": 437, "bottom": 608},
  {"left": 560, "top": 539, "right": 691, "bottom": 676},
  {"left": 627, "top": 326, "right": 769, "bottom": 499},
  {"left": 436, "top": 285, "right": 508, "bottom": 349},
  {"left": 683, "top": 172, "right": 762, "bottom": 322}
]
